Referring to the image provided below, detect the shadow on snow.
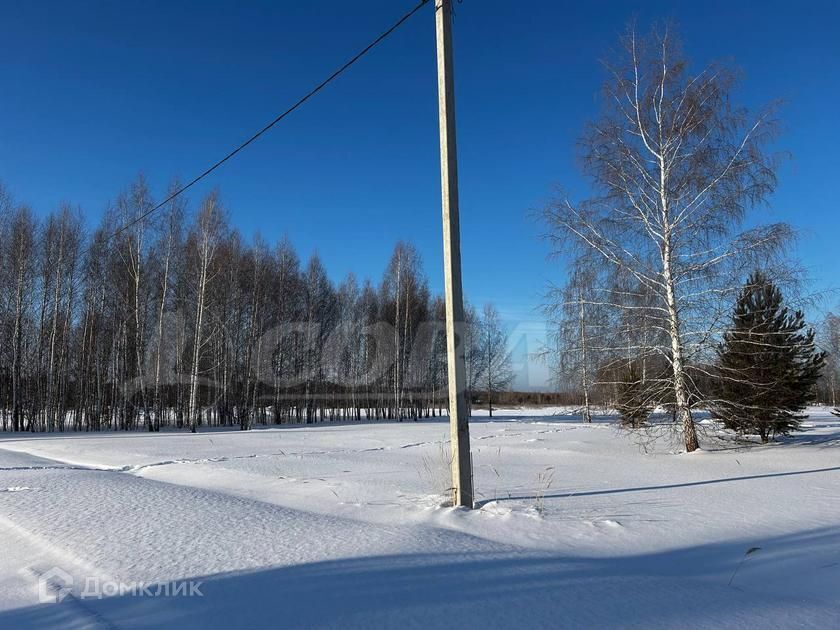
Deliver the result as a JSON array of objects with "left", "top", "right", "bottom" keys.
[{"left": 3, "top": 528, "right": 839, "bottom": 628}]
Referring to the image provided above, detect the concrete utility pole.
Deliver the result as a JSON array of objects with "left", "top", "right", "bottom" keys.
[{"left": 435, "top": 0, "right": 473, "bottom": 508}]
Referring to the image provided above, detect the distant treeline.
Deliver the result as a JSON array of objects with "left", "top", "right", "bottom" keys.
[
  {"left": 470, "top": 391, "right": 580, "bottom": 408},
  {"left": 0, "top": 178, "right": 512, "bottom": 432}
]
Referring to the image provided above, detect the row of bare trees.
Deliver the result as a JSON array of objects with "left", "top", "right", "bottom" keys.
[{"left": 0, "top": 179, "right": 512, "bottom": 432}]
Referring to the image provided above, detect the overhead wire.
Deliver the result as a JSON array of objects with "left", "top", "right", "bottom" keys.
[{"left": 92, "top": 0, "right": 433, "bottom": 252}]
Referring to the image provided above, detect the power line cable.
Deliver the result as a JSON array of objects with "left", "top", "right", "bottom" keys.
[{"left": 94, "top": 0, "right": 432, "bottom": 251}]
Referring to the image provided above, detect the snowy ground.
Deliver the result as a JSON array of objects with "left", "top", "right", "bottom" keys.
[{"left": 1, "top": 407, "right": 838, "bottom": 628}]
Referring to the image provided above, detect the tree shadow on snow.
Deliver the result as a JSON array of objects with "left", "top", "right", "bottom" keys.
[
  {"left": 477, "top": 465, "right": 840, "bottom": 507},
  {"left": 3, "top": 527, "right": 839, "bottom": 629},
  {"left": 778, "top": 422, "right": 840, "bottom": 448}
]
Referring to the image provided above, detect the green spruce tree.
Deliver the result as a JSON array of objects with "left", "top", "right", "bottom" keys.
[
  {"left": 616, "top": 363, "right": 654, "bottom": 428},
  {"left": 713, "top": 272, "right": 825, "bottom": 442}
]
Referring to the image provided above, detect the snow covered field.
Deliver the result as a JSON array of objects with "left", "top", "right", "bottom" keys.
[{"left": 1, "top": 407, "right": 838, "bottom": 628}]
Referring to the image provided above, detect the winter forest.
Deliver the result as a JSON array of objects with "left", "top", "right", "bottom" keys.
[{"left": 0, "top": 180, "right": 515, "bottom": 433}]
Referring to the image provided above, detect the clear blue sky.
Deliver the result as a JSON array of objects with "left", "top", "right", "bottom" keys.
[{"left": 1, "top": 0, "right": 838, "bottom": 388}]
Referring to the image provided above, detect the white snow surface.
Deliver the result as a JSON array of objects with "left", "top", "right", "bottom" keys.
[{"left": 0, "top": 407, "right": 838, "bottom": 628}]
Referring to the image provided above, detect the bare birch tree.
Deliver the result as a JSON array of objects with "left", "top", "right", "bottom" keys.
[
  {"left": 544, "top": 25, "right": 791, "bottom": 451},
  {"left": 149, "top": 185, "right": 184, "bottom": 430},
  {"left": 545, "top": 254, "right": 606, "bottom": 422},
  {"left": 477, "top": 303, "right": 514, "bottom": 417},
  {"left": 186, "top": 192, "right": 225, "bottom": 432},
  {"left": 4, "top": 206, "right": 36, "bottom": 431}
]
